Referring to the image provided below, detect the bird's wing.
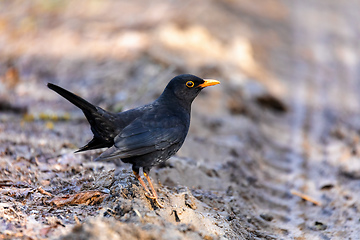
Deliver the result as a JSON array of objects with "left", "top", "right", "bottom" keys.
[{"left": 95, "top": 115, "right": 186, "bottom": 161}]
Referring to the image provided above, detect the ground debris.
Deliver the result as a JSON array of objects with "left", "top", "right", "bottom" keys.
[
  {"left": 0, "top": 100, "right": 27, "bottom": 113},
  {"left": 313, "top": 221, "right": 327, "bottom": 231},
  {"left": 47, "top": 191, "right": 109, "bottom": 207},
  {"left": 260, "top": 213, "right": 274, "bottom": 222},
  {"left": 37, "top": 186, "right": 53, "bottom": 197},
  {"left": 0, "top": 180, "right": 31, "bottom": 188},
  {"left": 255, "top": 94, "right": 287, "bottom": 113},
  {"left": 290, "top": 190, "right": 322, "bottom": 206},
  {"left": 184, "top": 193, "right": 197, "bottom": 210},
  {"left": 0, "top": 187, "right": 33, "bottom": 199}
]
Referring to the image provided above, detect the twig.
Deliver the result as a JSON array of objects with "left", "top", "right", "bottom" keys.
[
  {"left": 37, "top": 187, "right": 52, "bottom": 197},
  {"left": 133, "top": 208, "right": 142, "bottom": 219},
  {"left": 74, "top": 215, "right": 80, "bottom": 225},
  {"left": 291, "top": 189, "right": 322, "bottom": 206}
]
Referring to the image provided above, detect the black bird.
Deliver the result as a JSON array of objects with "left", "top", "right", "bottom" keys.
[{"left": 48, "top": 74, "right": 220, "bottom": 207}]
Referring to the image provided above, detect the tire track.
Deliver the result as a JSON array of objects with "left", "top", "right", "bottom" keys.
[
  {"left": 229, "top": 1, "right": 360, "bottom": 238},
  {"left": 271, "top": 1, "right": 360, "bottom": 238}
]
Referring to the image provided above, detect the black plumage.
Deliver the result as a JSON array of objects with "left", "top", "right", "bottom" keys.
[{"left": 48, "top": 74, "right": 220, "bottom": 207}]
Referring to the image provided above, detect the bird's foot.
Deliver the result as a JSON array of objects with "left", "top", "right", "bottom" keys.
[
  {"left": 145, "top": 192, "right": 156, "bottom": 199},
  {"left": 145, "top": 192, "right": 164, "bottom": 208}
]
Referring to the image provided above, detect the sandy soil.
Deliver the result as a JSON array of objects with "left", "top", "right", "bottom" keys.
[{"left": 1, "top": 0, "right": 360, "bottom": 239}]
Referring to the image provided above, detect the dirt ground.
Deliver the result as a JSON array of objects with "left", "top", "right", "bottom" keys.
[{"left": 1, "top": 0, "right": 360, "bottom": 239}]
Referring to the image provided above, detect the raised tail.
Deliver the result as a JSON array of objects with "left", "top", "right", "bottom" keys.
[
  {"left": 48, "top": 83, "right": 118, "bottom": 152},
  {"left": 47, "top": 83, "right": 97, "bottom": 114}
]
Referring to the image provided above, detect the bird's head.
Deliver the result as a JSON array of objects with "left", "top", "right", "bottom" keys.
[{"left": 162, "top": 74, "right": 220, "bottom": 105}]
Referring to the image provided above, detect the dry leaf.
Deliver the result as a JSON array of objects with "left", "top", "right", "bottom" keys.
[{"left": 48, "top": 191, "right": 108, "bottom": 207}]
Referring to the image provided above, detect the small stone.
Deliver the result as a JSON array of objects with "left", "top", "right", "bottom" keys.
[
  {"left": 260, "top": 213, "right": 274, "bottom": 222},
  {"left": 184, "top": 194, "right": 197, "bottom": 210},
  {"left": 314, "top": 221, "right": 327, "bottom": 231}
]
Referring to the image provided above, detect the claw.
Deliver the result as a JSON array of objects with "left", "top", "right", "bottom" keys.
[
  {"left": 144, "top": 172, "right": 164, "bottom": 208},
  {"left": 153, "top": 198, "right": 164, "bottom": 208},
  {"left": 145, "top": 192, "right": 156, "bottom": 199},
  {"left": 144, "top": 192, "right": 164, "bottom": 207},
  {"left": 133, "top": 171, "right": 164, "bottom": 208}
]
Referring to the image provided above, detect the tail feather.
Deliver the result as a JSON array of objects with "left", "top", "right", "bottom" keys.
[
  {"left": 47, "top": 83, "right": 96, "bottom": 113},
  {"left": 75, "top": 137, "right": 111, "bottom": 153},
  {"left": 48, "top": 83, "right": 117, "bottom": 152}
]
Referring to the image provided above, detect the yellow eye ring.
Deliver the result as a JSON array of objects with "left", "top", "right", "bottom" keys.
[{"left": 186, "top": 81, "right": 194, "bottom": 88}]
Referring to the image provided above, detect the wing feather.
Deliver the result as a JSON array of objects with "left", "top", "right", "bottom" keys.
[{"left": 95, "top": 115, "right": 187, "bottom": 161}]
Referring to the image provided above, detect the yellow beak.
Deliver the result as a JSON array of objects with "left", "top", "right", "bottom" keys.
[{"left": 198, "top": 79, "right": 220, "bottom": 88}]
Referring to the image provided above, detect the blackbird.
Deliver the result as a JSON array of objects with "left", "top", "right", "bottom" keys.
[{"left": 48, "top": 74, "right": 220, "bottom": 207}]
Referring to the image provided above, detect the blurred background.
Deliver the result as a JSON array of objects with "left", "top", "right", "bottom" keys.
[{"left": 1, "top": 0, "right": 360, "bottom": 239}]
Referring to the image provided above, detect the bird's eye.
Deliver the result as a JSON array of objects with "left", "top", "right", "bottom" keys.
[{"left": 186, "top": 81, "right": 194, "bottom": 88}]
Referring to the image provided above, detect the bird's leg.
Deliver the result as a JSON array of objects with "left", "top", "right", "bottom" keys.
[
  {"left": 143, "top": 168, "right": 164, "bottom": 208},
  {"left": 132, "top": 167, "right": 152, "bottom": 197}
]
